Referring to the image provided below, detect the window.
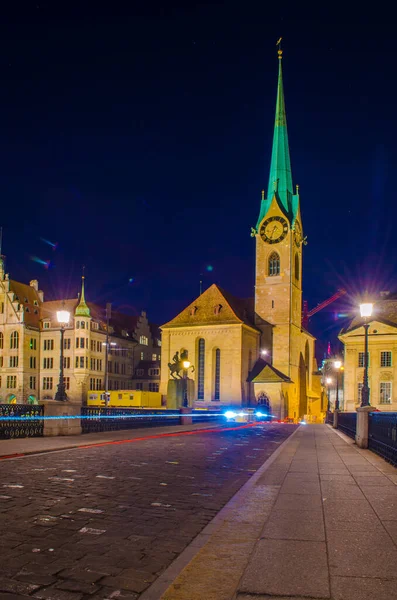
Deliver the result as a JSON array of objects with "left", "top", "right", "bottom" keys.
[
  {"left": 64, "top": 377, "right": 70, "bottom": 390},
  {"left": 97, "top": 341, "right": 102, "bottom": 352},
  {"left": 96, "top": 379, "right": 102, "bottom": 390},
  {"left": 7, "top": 375, "right": 17, "bottom": 388},
  {"left": 198, "top": 338, "right": 205, "bottom": 400},
  {"left": 92, "top": 322, "right": 99, "bottom": 330},
  {"left": 75, "top": 356, "right": 85, "bottom": 368},
  {"left": 140, "top": 335, "right": 148, "bottom": 345},
  {"left": 43, "top": 339, "right": 54, "bottom": 351},
  {"left": 213, "top": 304, "right": 222, "bottom": 315},
  {"left": 43, "top": 377, "right": 53, "bottom": 390},
  {"left": 121, "top": 363, "right": 126, "bottom": 375},
  {"left": 0, "top": 331, "right": 3, "bottom": 349},
  {"left": 90, "top": 378, "right": 95, "bottom": 390},
  {"left": 268, "top": 252, "right": 280, "bottom": 276},
  {"left": 136, "top": 369, "right": 144, "bottom": 376},
  {"left": 295, "top": 253, "right": 299, "bottom": 281},
  {"left": 76, "top": 337, "right": 85, "bottom": 349},
  {"left": 152, "top": 353, "right": 157, "bottom": 361},
  {"left": 29, "top": 338, "right": 37, "bottom": 350},
  {"left": 0, "top": 357, "right": 3, "bottom": 368},
  {"left": 43, "top": 322, "right": 50, "bottom": 329},
  {"left": 381, "top": 352, "right": 392, "bottom": 368},
  {"left": 149, "top": 382, "right": 159, "bottom": 392},
  {"left": 80, "top": 321, "right": 85, "bottom": 329},
  {"left": 0, "top": 302, "right": 3, "bottom": 313},
  {"left": 214, "top": 348, "right": 221, "bottom": 401},
  {"left": 43, "top": 358, "right": 54, "bottom": 369},
  {"left": 29, "top": 376, "right": 36, "bottom": 389},
  {"left": 114, "top": 362, "right": 119, "bottom": 374},
  {"left": 140, "top": 351, "right": 144, "bottom": 360},
  {"left": 148, "top": 368, "right": 160, "bottom": 376},
  {"left": 10, "top": 331, "right": 19, "bottom": 349},
  {"left": 30, "top": 356, "right": 36, "bottom": 369},
  {"left": 64, "top": 338, "right": 71, "bottom": 350},
  {"left": 380, "top": 382, "right": 392, "bottom": 404},
  {"left": 108, "top": 361, "right": 113, "bottom": 373},
  {"left": 358, "top": 352, "right": 370, "bottom": 367},
  {"left": 63, "top": 357, "right": 70, "bottom": 369},
  {"left": 9, "top": 356, "right": 18, "bottom": 368},
  {"left": 136, "top": 383, "right": 143, "bottom": 391}
]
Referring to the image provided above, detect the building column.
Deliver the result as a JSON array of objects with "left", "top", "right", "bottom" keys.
[{"left": 356, "top": 406, "right": 372, "bottom": 449}]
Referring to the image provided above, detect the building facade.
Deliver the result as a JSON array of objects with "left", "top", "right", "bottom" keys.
[
  {"left": 339, "top": 293, "right": 397, "bottom": 411},
  {"left": 0, "top": 256, "right": 160, "bottom": 404},
  {"left": 160, "top": 50, "right": 322, "bottom": 420}
]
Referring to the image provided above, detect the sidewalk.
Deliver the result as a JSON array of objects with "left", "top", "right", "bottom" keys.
[
  {"left": 144, "top": 424, "right": 397, "bottom": 600},
  {"left": 0, "top": 421, "right": 222, "bottom": 458}
]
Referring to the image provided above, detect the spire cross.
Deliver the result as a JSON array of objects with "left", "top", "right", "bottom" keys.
[{"left": 276, "top": 37, "right": 283, "bottom": 59}]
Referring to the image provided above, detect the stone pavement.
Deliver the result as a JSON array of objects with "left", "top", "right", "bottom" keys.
[
  {"left": 0, "top": 421, "right": 223, "bottom": 458},
  {"left": 152, "top": 424, "right": 397, "bottom": 600}
]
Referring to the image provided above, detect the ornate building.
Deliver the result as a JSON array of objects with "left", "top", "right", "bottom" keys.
[
  {"left": 339, "top": 292, "right": 397, "bottom": 411},
  {"left": 0, "top": 255, "right": 160, "bottom": 404},
  {"left": 160, "top": 50, "right": 322, "bottom": 420}
]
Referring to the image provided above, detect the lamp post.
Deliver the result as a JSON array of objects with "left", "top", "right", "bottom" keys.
[
  {"left": 334, "top": 360, "right": 342, "bottom": 411},
  {"left": 326, "top": 377, "right": 332, "bottom": 412},
  {"left": 54, "top": 309, "right": 70, "bottom": 401},
  {"left": 360, "top": 302, "right": 373, "bottom": 407},
  {"left": 182, "top": 360, "right": 191, "bottom": 407}
]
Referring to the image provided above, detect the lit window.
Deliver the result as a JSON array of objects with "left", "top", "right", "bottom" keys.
[
  {"left": 10, "top": 331, "right": 19, "bottom": 349},
  {"left": 6, "top": 375, "right": 17, "bottom": 388},
  {"left": 152, "top": 353, "right": 157, "bottom": 361},
  {"left": 140, "top": 351, "right": 144, "bottom": 360},
  {"left": 29, "top": 338, "right": 37, "bottom": 350},
  {"left": 268, "top": 252, "right": 280, "bottom": 276},
  {"left": 197, "top": 338, "right": 205, "bottom": 400},
  {"left": 380, "top": 382, "right": 392, "bottom": 404},
  {"left": 43, "top": 377, "right": 53, "bottom": 390},
  {"left": 214, "top": 348, "right": 220, "bottom": 401},
  {"left": 139, "top": 335, "right": 148, "bottom": 346},
  {"left": 381, "top": 352, "right": 392, "bottom": 368}
]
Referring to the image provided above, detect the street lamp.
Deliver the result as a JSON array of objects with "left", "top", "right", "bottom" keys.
[
  {"left": 261, "top": 349, "right": 268, "bottom": 357},
  {"left": 182, "top": 360, "right": 191, "bottom": 407},
  {"left": 334, "top": 360, "right": 342, "bottom": 411},
  {"left": 326, "top": 377, "right": 332, "bottom": 412},
  {"left": 360, "top": 302, "right": 373, "bottom": 407},
  {"left": 54, "top": 308, "right": 70, "bottom": 401}
]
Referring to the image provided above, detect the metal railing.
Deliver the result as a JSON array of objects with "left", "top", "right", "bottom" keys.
[
  {"left": 81, "top": 407, "right": 181, "bottom": 433},
  {"left": 0, "top": 404, "right": 44, "bottom": 439},
  {"left": 368, "top": 412, "right": 397, "bottom": 466},
  {"left": 337, "top": 412, "right": 357, "bottom": 440},
  {"left": 325, "top": 411, "right": 333, "bottom": 425}
]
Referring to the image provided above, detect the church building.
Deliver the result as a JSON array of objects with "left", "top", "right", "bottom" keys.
[{"left": 160, "top": 50, "right": 322, "bottom": 421}]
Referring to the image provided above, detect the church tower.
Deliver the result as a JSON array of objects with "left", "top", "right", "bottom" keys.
[{"left": 254, "top": 47, "right": 304, "bottom": 381}]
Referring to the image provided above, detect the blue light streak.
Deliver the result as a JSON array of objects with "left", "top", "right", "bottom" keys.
[{"left": 0, "top": 413, "right": 225, "bottom": 422}]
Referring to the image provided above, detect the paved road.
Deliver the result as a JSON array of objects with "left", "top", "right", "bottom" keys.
[{"left": 0, "top": 423, "right": 296, "bottom": 600}]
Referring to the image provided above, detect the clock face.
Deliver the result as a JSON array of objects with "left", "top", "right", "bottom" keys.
[
  {"left": 259, "top": 216, "right": 289, "bottom": 244},
  {"left": 294, "top": 221, "right": 302, "bottom": 247}
]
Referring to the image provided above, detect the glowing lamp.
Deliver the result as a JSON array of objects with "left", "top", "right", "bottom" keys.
[
  {"left": 360, "top": 303, "right": 373, "bottom": 318},
  {"left": 57, "top": 310, "right": 70, "bottom": 325},
  {"left": 183, "top": 360, "right": 191, "bottom": 369},
  {"left": 334, "top": 360, "right": 342, "bottom": 370},
  {"left": 261, "top": 349, "right": 268, "bottom": 356},
  {"left": 326, "top": 377, "right": 332, "bottom": 385}
]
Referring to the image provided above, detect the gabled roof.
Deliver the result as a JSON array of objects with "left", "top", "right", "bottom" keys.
[
  {"left": 161, "top": 283, "right": 259, "bottom": 331},
  {"left": 340, "top": 298, "right": 397, "bottom": 335},
  {"left": 9, "top": 280, "right": 42, "bottom": 327},
  {"left": 247, "top": 358, "right": 291, "bottom": 383}
]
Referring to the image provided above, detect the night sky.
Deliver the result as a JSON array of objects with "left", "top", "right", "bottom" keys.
[{"left": 1, "top": 3, "right": 396, "bottom": 359}]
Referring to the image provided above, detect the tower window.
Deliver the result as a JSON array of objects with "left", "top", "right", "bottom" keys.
[
  {"left": 197, "top": 338, "right": 205, "bottom": 400},
  {"left": 268, "top": 252, "right": 280, "bottom": 276},
  {"left": 295, "top": 253, "right": 299, "bottom": 281}
]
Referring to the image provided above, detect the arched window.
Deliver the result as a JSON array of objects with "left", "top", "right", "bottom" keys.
[
  {"left": 10, "top": 331, "right": 19, "bottom": 349},
  {"left": 214, "top": 348, "right": 221, "bottom": 401},
  {"left": 80, "top": 321, "right": 85, "bottom": 329},
  {"left": 197, "top": 338, "right": 205, "bottom": 400},
  {"left": 268, "top": 252, "right": 280, "bottom": 276},
  {"left": 295, "top": 253, "right": 299, "bottom": 281},
  {"left": 76, "top": 321, "right": 80, "bottom": 329},
  {"left": 0, "top": 332, "right": 3, "bottom": 349}
]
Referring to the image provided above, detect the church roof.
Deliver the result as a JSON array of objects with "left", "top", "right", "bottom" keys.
[
  {"left": 8, "top": 280, "right": 42, "bottom": 327},
  {"left": 340, "top": 297, "right": 397, "bottom": 334},
  {"left": 247, "top": 357, "right": 291, "bottom": 383},
  {"left": 161, "top": 283, "right": 259, "bottom": 331},
  {"left": 256, "top": 49, "right": 299, "bottom": 228}
]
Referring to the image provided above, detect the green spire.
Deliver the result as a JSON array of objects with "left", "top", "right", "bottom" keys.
[
  {"left": 75, "top": 276, "right": 91, "bottom": 317},
  {"left": 256, "top": 47, "right": 296, "bottom": 229}
]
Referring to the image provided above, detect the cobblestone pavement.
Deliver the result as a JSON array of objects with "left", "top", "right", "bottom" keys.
[{"left": 0, "top": 423, "right": 296, "bottom": 600}]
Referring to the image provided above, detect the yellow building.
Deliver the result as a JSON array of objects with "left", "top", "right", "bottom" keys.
[
  {"left": 0, "top": 256, "right": 160, "bottom": 404},
  {"left": 339, "top": 293, "right": 397, "bottom": 411},
  {"left": 160, "top": 50, "right": 322, "bottom": 420}
]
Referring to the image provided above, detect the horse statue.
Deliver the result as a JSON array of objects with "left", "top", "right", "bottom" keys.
[{"left": 168, "top": 350, "right": 194, "bottom": 379}]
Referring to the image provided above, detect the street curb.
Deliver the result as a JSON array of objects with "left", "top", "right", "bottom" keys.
[{"left": 139, "top": 424, "right": 302, "bottom": 600}]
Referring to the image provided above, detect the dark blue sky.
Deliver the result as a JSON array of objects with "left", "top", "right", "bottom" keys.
[{"left": 0, "top": 3, "right": 396, "bottom": 358}]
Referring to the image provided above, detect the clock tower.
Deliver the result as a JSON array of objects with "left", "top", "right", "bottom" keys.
[{"left": 252, "top": 47, "right": 309, "bottom": 418}]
